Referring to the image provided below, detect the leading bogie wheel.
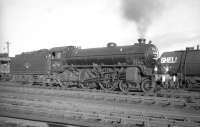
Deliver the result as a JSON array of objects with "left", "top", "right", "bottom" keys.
[{"left": 141, "top": 79, "right": 155, "bottom": 93}]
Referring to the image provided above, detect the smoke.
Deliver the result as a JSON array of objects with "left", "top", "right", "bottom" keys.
[{"left": 121, "top": 0, "right": 163, "bottom": 37}]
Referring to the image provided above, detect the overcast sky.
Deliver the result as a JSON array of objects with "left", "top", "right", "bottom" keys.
[{"left": 0, "top": 0, "right": 200, "bottom": 56}]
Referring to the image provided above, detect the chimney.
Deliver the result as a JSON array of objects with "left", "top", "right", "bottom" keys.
[
  {"left": 138, "top": 38, "right": 142, "bottom": 44},
  {"left": 138, "top": 38, "right": 146, "bottom": 44},
  {"left": 148, "top": 40, "right": 152, "bottom": 44}
]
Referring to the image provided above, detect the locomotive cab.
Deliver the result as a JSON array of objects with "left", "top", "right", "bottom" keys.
[{"left": 50, "top": 46, "right": 78, "bottom": 72}]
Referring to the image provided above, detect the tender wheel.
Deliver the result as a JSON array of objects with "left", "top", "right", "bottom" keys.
[
  {"left": 119, "top": 80, "right": 130, "bottom": 94},
  {"left": 79, "top": 69, "right": 97, "bottom": 89},
  {"left": 80, "top": 82, "right": 97, "bottom": 89},
  {"left": 44, "top": 77, "right": 63, "bottom": 87},
  {"left": 185, "top": 79, "right": 192, "bottom": 88},
  {"left": 55, "top": 79, "right": 63, "bottom": 87},
  {"left": 44, "top": 78, "right": 52, "bottom": 86},
  {"left": 141, "top": 79, "right": 155, "bottom": 93},
  {"left": 80, "top": 82, "right": 90, "bottom": 89}
]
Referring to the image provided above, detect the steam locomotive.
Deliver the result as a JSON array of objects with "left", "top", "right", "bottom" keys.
[
  {"left": 155, "top": 46, "right": 200, "bottom": 89},
  {"left": 4, "top": 38, "right": 199, "bottom": 93},
  {"left": 10, "top": 38, "right": 159, "bottom": 93}
]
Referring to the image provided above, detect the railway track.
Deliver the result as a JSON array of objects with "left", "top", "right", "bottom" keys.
[
  {"left": 0, "top": 95, "right": 199, "bottom": 127},
  {"left": 2, "top": 81, "right": 200, "bottom": 99},
  {"left": 0, "top": 82, "right": 200, "bottom": 111},
  {"left": 0, "top": 116, "right": 83, "bottom": 127},
  {"left": 0, "top": 82, "right": 200, "bottom": 127}
]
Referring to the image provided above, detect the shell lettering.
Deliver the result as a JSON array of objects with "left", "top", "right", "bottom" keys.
[{"left": 161, "top": 57, "right": 177, "bottom": 63}]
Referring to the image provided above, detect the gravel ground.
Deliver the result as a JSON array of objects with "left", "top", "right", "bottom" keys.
[
  {"left": 0, "top": 83, "right": 200, "bottom": 127},
  {"left": 0, "top": 116, "right": 49, "bottom": 127}
]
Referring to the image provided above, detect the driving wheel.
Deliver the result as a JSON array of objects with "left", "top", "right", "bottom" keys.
[
  {"left": 99, "top": 80, "right": 118, "bottom": 91},
  {"left": 119, "top": 80, "right": 130, "bottom": 94}
]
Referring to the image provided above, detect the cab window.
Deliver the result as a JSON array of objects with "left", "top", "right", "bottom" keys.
[
  {"left": 56, "top": 52, "right": 62, "bottom": 59},
  {"left": 51, "top": 52, "right": 56, "bottom": 59},
  {"left": 51, "top": 52, "right": 62, "bottom": 59}
]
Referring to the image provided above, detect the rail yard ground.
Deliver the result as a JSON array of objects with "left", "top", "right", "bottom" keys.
[{"left": 0, "top": 82, "right": 200, "bottom": 127}]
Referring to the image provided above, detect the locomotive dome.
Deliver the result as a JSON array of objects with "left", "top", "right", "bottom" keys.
[{"left": 107, "top": 42, "right": 117, "bottom": 47}]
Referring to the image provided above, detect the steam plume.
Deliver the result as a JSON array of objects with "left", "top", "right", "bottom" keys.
[{"left": 121, "top": 0, "right": 163, "bottom": 37}]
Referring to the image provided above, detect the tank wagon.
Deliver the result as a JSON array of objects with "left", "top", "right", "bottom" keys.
[
  {"left": 0, "top": 53, "right": 10, "bottom": 81},
  {"left": 155, "top": 46, "right": 200, "bottom": 89},
  {"left": 10, "top": 38, "right": 159, "bottom": 93}
]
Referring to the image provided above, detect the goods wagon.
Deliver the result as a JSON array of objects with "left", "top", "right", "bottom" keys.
[{"left": 155, "top": 47, "right": 200, "bottom": 88}]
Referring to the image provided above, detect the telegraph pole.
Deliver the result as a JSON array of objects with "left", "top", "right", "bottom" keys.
[{"left": 6, "top": 41, "right": 10, "bottom": 57}]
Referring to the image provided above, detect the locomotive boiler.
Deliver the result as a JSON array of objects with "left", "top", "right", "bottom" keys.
[
  {"left": 155, "top": 46, "right": 200, "bottom": 89},
  {"left": 10, "top": 38, "right": 159, "bottom": 93}
]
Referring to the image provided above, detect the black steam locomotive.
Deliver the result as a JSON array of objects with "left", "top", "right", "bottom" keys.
[
  {"left": 10, "top": 38, "right": 158, "bottom": 93},
  {"left": 155, "top": 46, "right": 200, "bottom": 89}
]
